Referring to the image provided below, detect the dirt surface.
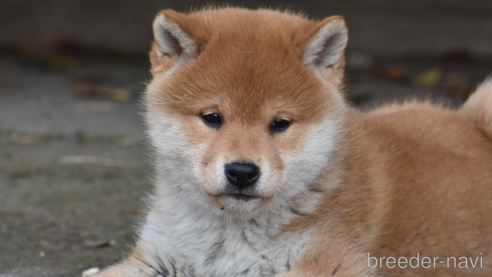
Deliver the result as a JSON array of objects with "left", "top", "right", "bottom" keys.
[{"left": 1, "top": 1, "right": 492, "bottom": 276}]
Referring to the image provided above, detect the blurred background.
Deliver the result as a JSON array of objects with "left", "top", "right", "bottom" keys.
[{"left": 0, "top": 1, "right": 491, "bottom": 276}]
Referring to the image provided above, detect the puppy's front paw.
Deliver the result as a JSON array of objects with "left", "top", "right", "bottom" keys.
[{"left": 81, "top": 267, "right": 100, "bottom": 277}]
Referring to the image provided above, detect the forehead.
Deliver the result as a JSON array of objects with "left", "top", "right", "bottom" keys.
[{"left": 151, "top": 10, "right": 336, "bottom": 124}]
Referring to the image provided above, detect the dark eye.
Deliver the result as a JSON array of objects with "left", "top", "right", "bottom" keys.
[
  {"left": 201, "top": 113, "right": 222, "bottom": 128},
  {"left": 270, "top": 119, "right": 291, "bottom": 133}
]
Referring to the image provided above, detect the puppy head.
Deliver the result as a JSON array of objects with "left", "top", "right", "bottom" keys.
[{"left": 146, "top": 8, "right": 348, "bottom": 212}]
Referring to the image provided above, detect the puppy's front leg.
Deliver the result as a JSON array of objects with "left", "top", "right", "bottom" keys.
[{"left": 93, "top": 245, "right": 164, "bottom": 277}]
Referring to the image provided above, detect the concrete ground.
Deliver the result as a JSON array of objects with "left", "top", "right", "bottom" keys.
[
  {"left": 0, "top": 1, "right": 491, "bottom": 276},
  {"left": 0, "top": 56, "right": 152, "bottom": 277}
]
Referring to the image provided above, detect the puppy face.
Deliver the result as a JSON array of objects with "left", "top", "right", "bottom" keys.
[{"left": 146, "top": 9, "right": 348, "bottom": 211}]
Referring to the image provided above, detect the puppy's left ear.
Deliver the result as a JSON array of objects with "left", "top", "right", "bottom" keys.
[{"left": 303, "top": 16, "right": 348, "bottom": 73}]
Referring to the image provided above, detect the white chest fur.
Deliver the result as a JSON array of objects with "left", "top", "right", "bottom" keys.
[{"left": 138, "top": 180, "right": 312, "bottom": 277}]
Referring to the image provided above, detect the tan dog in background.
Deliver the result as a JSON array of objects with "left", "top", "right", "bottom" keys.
[{"left": 90, "top": 7, "right": 492, "bottom": 277}]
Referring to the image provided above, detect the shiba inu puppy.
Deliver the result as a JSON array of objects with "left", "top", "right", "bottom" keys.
[{"left": 92, "top": 7, "right": 492, "bottom": 277}]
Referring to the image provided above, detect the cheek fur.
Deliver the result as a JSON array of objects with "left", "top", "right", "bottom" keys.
[
  {"left": 278, "top": 113, "right": 345, "bottom": 198},
  {"left": 275, "top": 123, "right": 310, "bottom": 154},
  {"left": 182, "top": 118, "right": 228, "bottom": 195},
  {"left": 147, "top": 109, "right": 213, "bottom": 193}
]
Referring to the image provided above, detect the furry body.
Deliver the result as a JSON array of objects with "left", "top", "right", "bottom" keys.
[{"left": 94, "top": 8, "right": 492, "bottom": 277}]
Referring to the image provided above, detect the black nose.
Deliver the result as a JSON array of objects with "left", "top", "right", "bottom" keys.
[{"left": 225, "top": 162, "right": 260, "bottom": 189}]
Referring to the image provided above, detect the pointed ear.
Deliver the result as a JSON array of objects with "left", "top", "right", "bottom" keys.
[
  {"left": 303, "top": 16, "right": 348, "bottom": 71},
  {"left": 152, "top": 10, "right": 197, "bottom": 61}
]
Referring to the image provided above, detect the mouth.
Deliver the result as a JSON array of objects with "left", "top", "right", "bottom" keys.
[
  {"left": 210, "top": 191, "right": 273, "bottom": 211},
  {"left": 225, "top": 193, "right": 261, "bottom": 201}
]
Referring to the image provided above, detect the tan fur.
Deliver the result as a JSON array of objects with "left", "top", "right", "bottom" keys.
[
  {"left": 284, "top": 104, "right": 492, "bottom": 276},
  {"left": 94, "top": 8, "right": 492, "bottom": 277},
  {"left": 463, "top": 78, "right": 492, "bottom": 127},
  {"left": 148, "top": 9, "right": 343, "bottom": 123}
]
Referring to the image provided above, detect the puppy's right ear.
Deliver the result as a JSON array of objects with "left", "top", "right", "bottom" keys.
[{"left": 151, "top": 10, "right": 197, "bottom": 72}]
